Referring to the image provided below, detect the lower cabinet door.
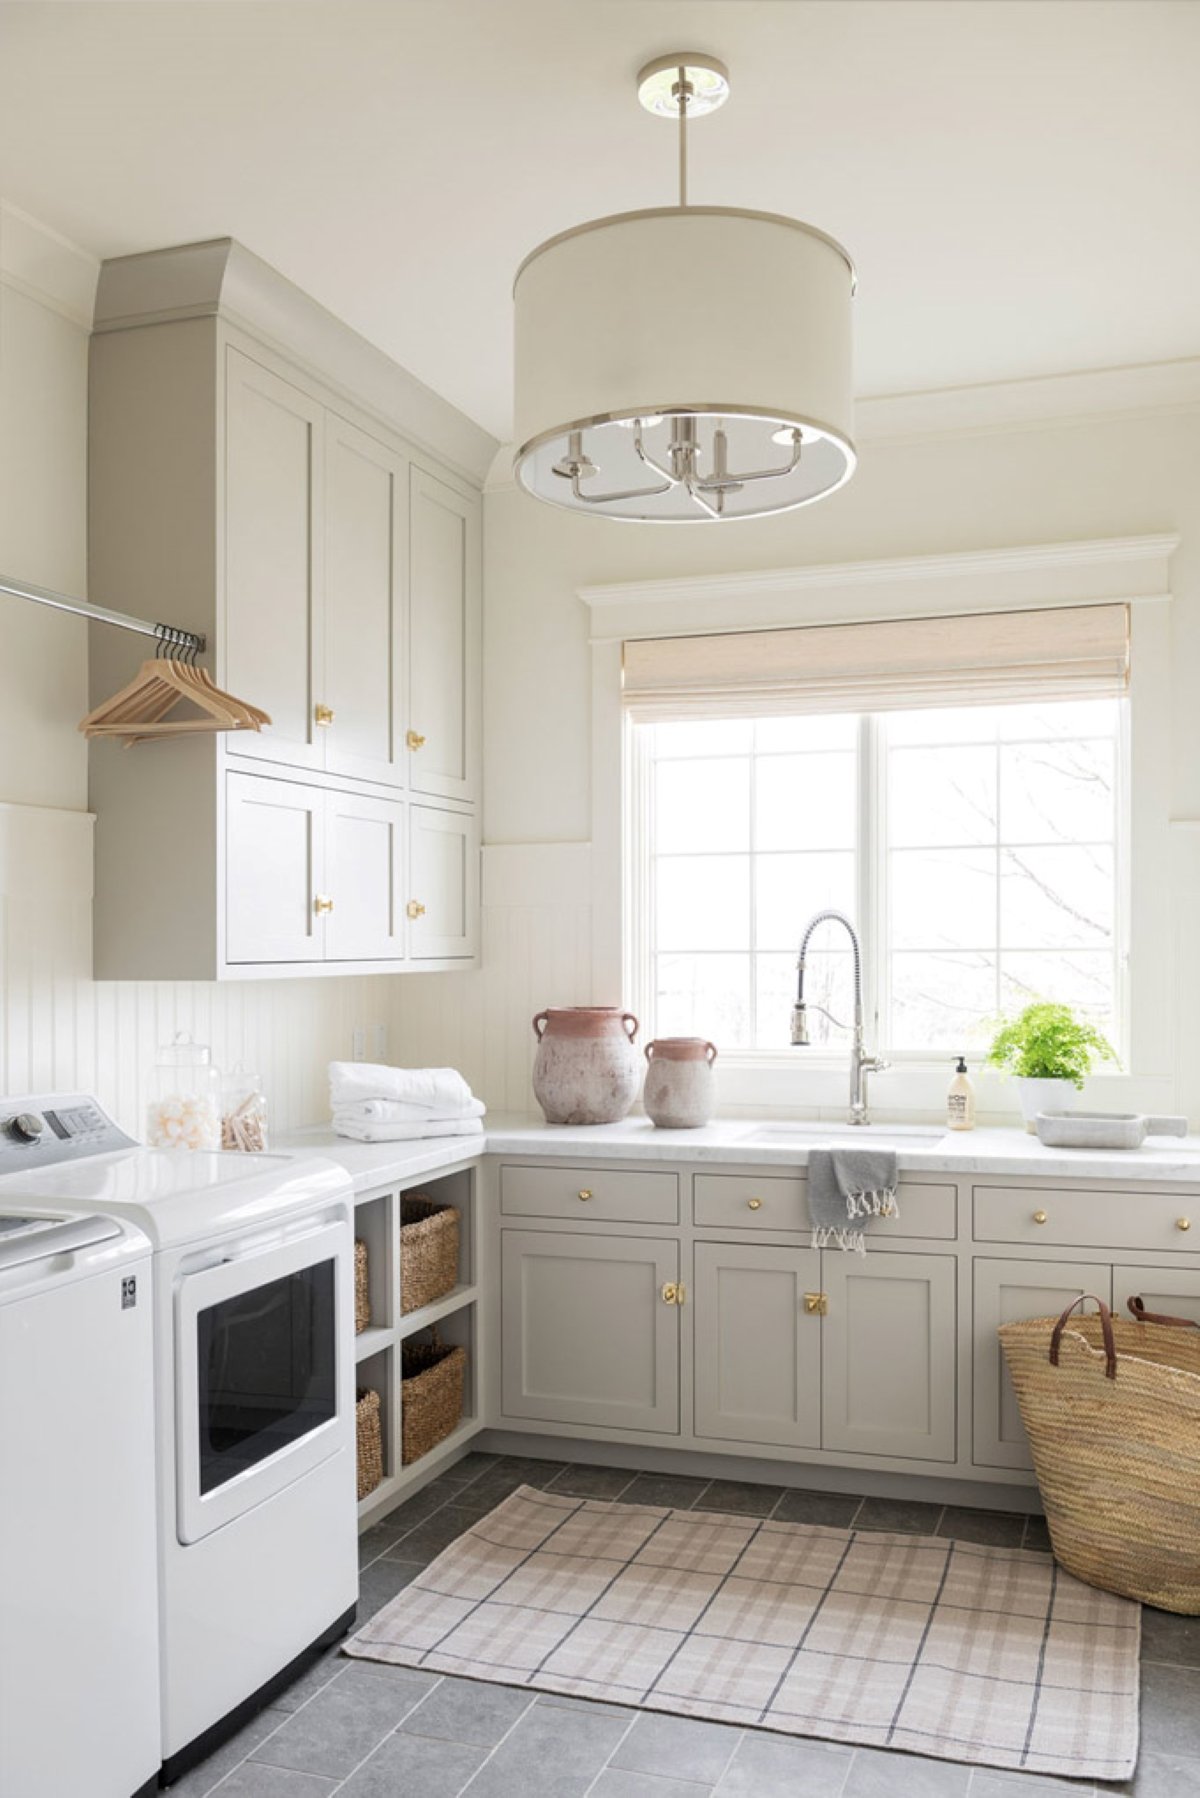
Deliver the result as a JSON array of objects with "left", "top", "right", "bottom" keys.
[
  {"left": 693, "top": 1241, "right": 821, "bottom": 1449},
  {"left": 973, "top": 1258, "right": 1113, "bottom": 1470},
  {"left": 821, "top": 1251, "right": 957, "bottom": 1463},
  {"left": 408, "top": 804, "right": 479, "bottom": 960},
  {"left": 501, "top": 1230, "right": 680, "bottom": 1433},
  {"left": 225, "top": 772, "right": 325, "bottom": 963},
  {"left": 324, "top": 791, "right": 406, "bottom": 962},
  {"left": 1113, "top": 1263, "right": 1200, "bottom": 1326}
]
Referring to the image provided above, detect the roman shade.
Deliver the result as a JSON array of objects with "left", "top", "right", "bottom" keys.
[{"left": 621, "top": 603, "right": 1130, "bottom": 720}]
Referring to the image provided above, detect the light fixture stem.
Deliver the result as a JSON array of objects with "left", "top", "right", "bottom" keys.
[{"left": 677, "top": 66, "right": 688, "bottom": 207}]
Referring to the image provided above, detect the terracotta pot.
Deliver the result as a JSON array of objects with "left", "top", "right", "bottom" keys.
[
  {"left": 643, "top": 1038, "right": 718, "bottom": 1129},
  {"left": 531, "top": 1007, "right": 642, "bottom": 1125}
]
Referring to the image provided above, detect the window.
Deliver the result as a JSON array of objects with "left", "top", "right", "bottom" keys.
[{"left": 630, "top": 696, "right": 1125, "bottom": 1058}]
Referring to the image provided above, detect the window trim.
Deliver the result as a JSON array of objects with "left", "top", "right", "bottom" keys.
[{"left": 589, "top": 537, "right": 1177, "bottom": 1109}]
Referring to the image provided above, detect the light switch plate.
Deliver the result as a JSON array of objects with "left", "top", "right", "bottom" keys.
[
  {"left": 373, "top": 1022, "right": 388, "bottom": 1061},
  {"left": 351, "top": 1026, "right": 367, "bottom": 1062}
]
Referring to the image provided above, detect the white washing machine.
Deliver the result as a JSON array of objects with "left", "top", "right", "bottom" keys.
[
  {"left": 0, "top": 1095, "right": 359, "bottom": 1787},
  {"left": 0, "top": 1203, "right": 159, "bottom": 1798}
]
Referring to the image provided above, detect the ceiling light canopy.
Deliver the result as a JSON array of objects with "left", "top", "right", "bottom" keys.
[{"left": 512, "top": 53, "right": 857, "bottom": 523}]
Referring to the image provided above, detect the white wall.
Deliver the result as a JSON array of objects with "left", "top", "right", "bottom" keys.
[
  {"left": 392, "top": 385, "right": 1200, "bottom": 1122},
  {"left": 0, "top": 205, "right": 392, "bottom": 1136}
]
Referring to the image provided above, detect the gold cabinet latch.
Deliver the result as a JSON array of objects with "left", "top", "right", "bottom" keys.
[
  {"left": 314, "top": 894, "right": 334, "bottom": 915},
  {"left": 406, "top": 900, "right": 426, "bottom": 920},
  {"left": 314, "top": 704, "right": 334, "bottom": 726},
  {"left": 660, "top": 1282, "right": 686, "bottom": 1306},
  {"left": 803, "top": 1291, "right": 829, "bottom": 1316},
  {"left": 406, "top": 729, "right": 426, "bottom": 750}
]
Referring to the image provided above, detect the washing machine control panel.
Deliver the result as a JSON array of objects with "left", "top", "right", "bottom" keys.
[{"left": 0, "top": 1095, "right": 135, "bottom": 1170}]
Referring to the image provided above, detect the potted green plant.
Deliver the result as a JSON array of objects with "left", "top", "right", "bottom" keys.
[{"left": 986, "top": 1001, "right": 1117, "bottom": 1132}]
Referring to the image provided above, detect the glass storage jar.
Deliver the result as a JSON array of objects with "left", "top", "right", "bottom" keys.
[
  {"left": 146, "top": 1031, "right": 222, "bottom": 1150},
  {"left": 221, "top": 1063, "right": 269, "bottom": 1152}
]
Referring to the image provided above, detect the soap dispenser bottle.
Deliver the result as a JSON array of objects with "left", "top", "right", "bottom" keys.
[{"left": 947, "top": 1055, "right": 976, "bottom": 1131}]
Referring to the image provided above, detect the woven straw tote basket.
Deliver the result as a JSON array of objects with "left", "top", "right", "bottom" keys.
[{"left": 1000, "top": 1294, "right": 1200, "bottom": 1612}]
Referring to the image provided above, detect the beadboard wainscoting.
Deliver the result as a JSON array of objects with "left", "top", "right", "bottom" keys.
[
  {"left": 386, "top": 842, "right": 594, "bottom": 1113},
  {"left": 0, "top": 802, "right": 396, "bottom": 1135}
]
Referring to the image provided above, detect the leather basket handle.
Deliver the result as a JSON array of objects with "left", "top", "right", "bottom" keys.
[
  {"left": 532, "top": 1010, "right": 549, "bottom": 1041},
  {"left": 1128, "top": 1295, "right": 1200, "bottom": 1329},
  {"left": 1049, "top": 1294, "right": 1117, "bottom": 1381}
]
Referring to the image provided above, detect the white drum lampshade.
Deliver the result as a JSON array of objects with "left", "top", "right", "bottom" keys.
[{"left": 513, "top": 206, "right": 856, "bottom": 522}]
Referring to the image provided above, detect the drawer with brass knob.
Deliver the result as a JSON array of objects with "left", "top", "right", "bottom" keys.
[
  {"left": 975, "top": 1185, "right": 1200, "bottom": 1252},
  {"left": 500, "top": 1164, "right": 679, "bottom": 1224}
]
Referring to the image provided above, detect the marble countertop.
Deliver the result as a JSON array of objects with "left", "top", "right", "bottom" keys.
[{"left": 276, "top": 1115, "right": 1200, "bottom": 1192}]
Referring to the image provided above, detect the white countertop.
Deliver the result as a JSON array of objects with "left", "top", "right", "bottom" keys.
[{"left": 277, "top": 1115, "right": 1200, "bottom": 1191}]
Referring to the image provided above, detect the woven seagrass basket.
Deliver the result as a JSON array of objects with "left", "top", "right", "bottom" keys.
[
  {"left": 356, "top": 1387, "right": 383, "bottom": 1501},
  {"left": 401, "top": 1328, "right": 466, "bottom": 1465},
  {"left": 999, "top": 1294, "right": 1200, "bottom": 1612},
  {"left": 400, "top": 1195, "right": 459, "bottom": 1314},
  {"left": 353, "top": 1239, "right": 370, "bottom": 1334}
]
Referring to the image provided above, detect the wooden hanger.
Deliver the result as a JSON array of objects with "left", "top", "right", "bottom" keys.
[{"left": 79, "top": 656, "right": 271, "bottom": 743}]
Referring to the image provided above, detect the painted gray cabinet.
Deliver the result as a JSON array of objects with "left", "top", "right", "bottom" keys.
[
  {"left": 501, "top": 1230, "right": 680, "bottom": 1434},
  {"left": 693, "top": 1241, "right": 821, "bottom": 1449},
  {"left": 973, "top": 1258, "right": 1113, "bottom": 1471},
  {"left": 822, "top": 1251, "right": 957, "bottom": 1462}
]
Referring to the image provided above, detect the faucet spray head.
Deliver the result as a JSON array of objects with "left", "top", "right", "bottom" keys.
[{"left": 791, "top": 1003, "right": 810, "bottom": 1046}]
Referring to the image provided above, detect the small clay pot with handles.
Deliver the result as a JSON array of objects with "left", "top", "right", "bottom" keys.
[
  {"left": 531, "top": 1006, "right": 642, "bottom": 1125},
  {"left": 643, "top": 1037, "right": 718, "bottom": 1129}
]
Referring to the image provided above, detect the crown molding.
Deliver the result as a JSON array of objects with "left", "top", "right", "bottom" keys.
[
  {"left": 580, "top": 534, "right": 1180, "bottom": 642},
  {"left": 0, "top": 202, "right": 98, "bottom": 330},
  {"left": 485, "top": 357, "right": 1200, "bottom": 493},
  {"left": 93, "top": 237, "right": 498, "bottom": 487}
]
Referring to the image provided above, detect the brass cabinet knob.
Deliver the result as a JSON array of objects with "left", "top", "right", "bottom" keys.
[
  {"left": 661, "top": 1282, "right": 679, "bottom": 1305},
  {"left": 314, "top": 704, "right": 334, "bottom": 726},
  {"left": 1178, "top": 1218, "right": 1192, "bottom": 1233},
  {"left": 314, "top": 894, "right": 334, "bottom": 915},
  {"left": 577, "top": 1189, "right": 593, "bottom": 1202},
  {"left": 804, "top": 1292, "right": 829, "bottom": 1316},
  {"left": 406, "top": 729, "right": 426, "bottom": 750},
  {"left": 747, "top": 1198, "right": 763, "bottom": 1211},
  {"left": 1032, "top": 1210, "right": 1048, "bottom": 1225},
  {"left": 406, "top": 900, "right": 426, "bottom": 920}
]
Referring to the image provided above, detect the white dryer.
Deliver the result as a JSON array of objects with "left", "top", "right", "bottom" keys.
[
  {"left": 0, "top": 1095, "right": 359, "bottom": 1787},
  {"left": 0, "top": 1204, "right": 159, "bottom": 1798}
]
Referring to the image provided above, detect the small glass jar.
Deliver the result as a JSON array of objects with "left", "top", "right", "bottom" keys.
[
  {"left": 146, "top": 1031, "right": 222, "bottom": 1151},
  {"left": 221, "top": 1063, "right": 269, "bottom": 1153}
]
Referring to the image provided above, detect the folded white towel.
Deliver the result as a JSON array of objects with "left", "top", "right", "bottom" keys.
[
  {"left": 328, "top": 1063, "right": 475, "bottom": 1112},
  {"left": 333, "top": 1096, "right": 486, "bottom": 1125},
  {"left": 332, "top": 1116, "right": 485, "bottom": 1145}
]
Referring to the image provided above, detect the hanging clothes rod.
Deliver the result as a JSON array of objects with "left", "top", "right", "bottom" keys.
[{"left": 0, "top": 572, "right": 206, "bottom": 655}]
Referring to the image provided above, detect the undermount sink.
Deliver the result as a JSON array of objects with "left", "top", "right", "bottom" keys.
[{"left": 746, "top": 1122, "right": 948, "bottom": 1147}]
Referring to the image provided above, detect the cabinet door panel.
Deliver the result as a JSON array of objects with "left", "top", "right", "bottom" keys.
[
  {"left": 973, "top": 1258, "right": 1112, "bottom": 1470},
  {"left": 225, "top": 773, "right": 324, "bottom": 963},
  {"left": 822, "top": 1252, "right": 957, "bottom": 1463},
  {"left": 1113, "top": 1264, "right": 1200, "bottom": 1326},
  {"left": 408, "top": 467, "right": 479, "bottom": 802},
  {"left": 693, "top": 1241, "right": 821, "bottom": 1449},
  {"left": 325, "top": 792, "right": 405, "bottom": 962},
  {"left": 501, "top": 1230, "right": 679, "bottom": 1433},
  {"left": 408, "top": 805, "right": 478, "bottom": 960},
  {"left": 324, "top": 416, "right": 406, "bottom": 786},
  {"left": 224, "top": 350, "right": 324, "bottom": 771}
]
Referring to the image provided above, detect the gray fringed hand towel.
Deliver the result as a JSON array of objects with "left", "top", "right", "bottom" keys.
[{"left": 808, "top": 1147, "right": 899, "bottom": 1254}]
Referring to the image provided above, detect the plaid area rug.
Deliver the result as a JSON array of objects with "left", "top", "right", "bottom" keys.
[{"left": 345, "top": 1485, "right": 1140, "bottom": 1781}]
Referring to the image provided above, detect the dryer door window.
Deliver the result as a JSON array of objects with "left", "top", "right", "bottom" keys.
[{"left": 197, "top": 1258, "right": 336, "bottom": 1495}]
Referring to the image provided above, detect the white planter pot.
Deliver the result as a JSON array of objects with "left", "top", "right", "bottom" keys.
[{"left": 1015, "top": 1076, "right": 1077, "bottom": 1134}]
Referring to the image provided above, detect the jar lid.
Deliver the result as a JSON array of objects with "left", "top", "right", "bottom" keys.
[{"left": 156, "top": 1030, "right": 212, "bottom": 1067}]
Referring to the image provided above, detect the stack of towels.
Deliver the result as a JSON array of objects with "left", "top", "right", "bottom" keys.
[{"left": 329, "top": 1063, "right": 485, "bottom": 1143}]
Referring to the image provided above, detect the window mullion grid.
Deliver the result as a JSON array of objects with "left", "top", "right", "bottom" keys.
[
  {"left": 863, "top": 714, "right": 883, "bottom": 1049},
  {"left": 748, "top": 730, "right": 759, "bottom": 1050},
  {"left": 626, "top": 720, "right": 655, "bottom": 1037}
]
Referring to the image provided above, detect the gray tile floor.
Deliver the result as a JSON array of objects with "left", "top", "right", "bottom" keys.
[{"left": 170, "top": 1453, "right": 1200, "bottom": 1797}]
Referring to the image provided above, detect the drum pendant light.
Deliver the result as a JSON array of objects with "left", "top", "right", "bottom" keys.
[{"left": 512, "top": 53, "right": 857, "bottom": 523}]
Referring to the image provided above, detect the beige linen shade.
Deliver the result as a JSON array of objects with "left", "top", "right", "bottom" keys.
[{"left": 621, "top": 604, "right": 1130, "bottom": 720}]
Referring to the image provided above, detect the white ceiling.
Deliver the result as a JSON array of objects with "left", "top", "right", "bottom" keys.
[{"left": 1, "top": 0, "right": 1197, "bottom": 441}]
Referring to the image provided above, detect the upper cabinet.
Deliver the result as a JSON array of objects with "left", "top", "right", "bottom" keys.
[{"left": 87, "top": 238, "right": 491, "bottom": 980}]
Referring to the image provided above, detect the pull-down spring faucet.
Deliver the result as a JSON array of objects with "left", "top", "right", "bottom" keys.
[{"left": 791, "top": 909, "right": 889, "bottom": 1125}]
